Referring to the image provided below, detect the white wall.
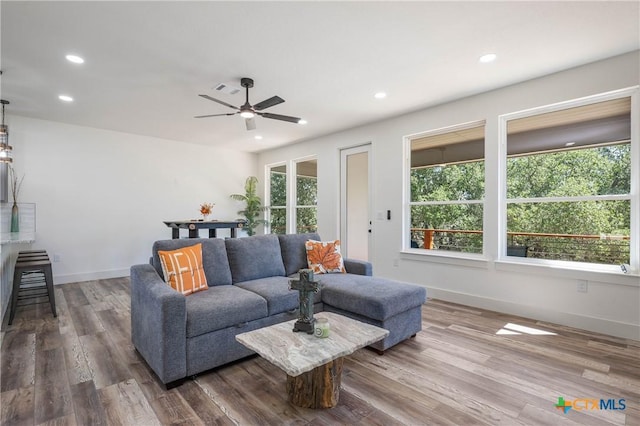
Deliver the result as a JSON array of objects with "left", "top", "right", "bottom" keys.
[
  {"left": 9, "top": 116, "right": 257, "bottom": 284},
  {"left": 258, "top": 51, "right": 640, "bottom": 340}
]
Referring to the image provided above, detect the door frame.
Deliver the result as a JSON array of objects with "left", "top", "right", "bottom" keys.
[{"left": 340, "top": 143, "right": 373, "bottom": 261}]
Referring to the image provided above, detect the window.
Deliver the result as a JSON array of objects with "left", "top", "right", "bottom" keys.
[
  {"left": 407, "top": 121, "right": 485, "bottom": 254},
  {"left": 505, "top": 96, "right": 632, "bottom": 266},
  {"left": 267, "top": 164, "right": 287, "bottom": 234},
  {"left": 294, "top": 159, "right": 317, "bottom": 233},
  {"left": 267, "top": 158, "right": 318, "bottom": 234}
]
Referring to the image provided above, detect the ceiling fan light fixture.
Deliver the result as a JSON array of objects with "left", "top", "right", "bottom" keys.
[
  {"left": 298, "top": 119, "right": 307, "bottom": 125},
  {"left": 197, "top": 77, "right": 300, "bottom": 130}
]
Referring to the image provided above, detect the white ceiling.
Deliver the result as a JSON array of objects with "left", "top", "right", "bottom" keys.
[{"left": 1, "top": 1, "right": 638, "bottom": 152}]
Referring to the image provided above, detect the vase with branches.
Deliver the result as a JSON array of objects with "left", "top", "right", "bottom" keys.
[
  {"left": 9, "top": 165, "right": 24, "bottom": 232},
  {"left": 230, "top": 176, "right": 268, "bottom": 236}
]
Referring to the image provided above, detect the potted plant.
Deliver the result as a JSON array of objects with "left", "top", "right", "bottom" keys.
[{"left": 230, "top": 176, "right": 267, "bottom": 236}]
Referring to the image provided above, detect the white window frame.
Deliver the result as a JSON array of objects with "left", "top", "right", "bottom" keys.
[
  {"left": 403, "top": 120, "right": 486, "bottom": 260},
  {"left": 497, "top": 86, "right": 639, "bottom": 275},
  {"left": 293, "top": 155, "right": 318, "bottom": 234},
  {"left": 265, "top": 161, "right": 288, "bottom": 234}
]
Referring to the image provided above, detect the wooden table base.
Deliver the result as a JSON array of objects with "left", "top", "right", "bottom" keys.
[{"left": 286, "top": 358, "right": 344, "bottom": 408}]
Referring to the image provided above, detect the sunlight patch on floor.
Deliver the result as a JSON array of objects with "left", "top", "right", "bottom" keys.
[{"left": 496, "top": 322, "right": 557, "bottom": 335}]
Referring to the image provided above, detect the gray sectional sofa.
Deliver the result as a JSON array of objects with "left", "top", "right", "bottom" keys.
[{"left": 130, "top": 233, "right": 426, "bottom": 386}]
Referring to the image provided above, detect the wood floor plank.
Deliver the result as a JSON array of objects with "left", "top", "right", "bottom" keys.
[
  {"left": 67, "top": 304, "right": 105, "bottom": 337},
  {"left": 70, "top": 380, "right": 107, "bottom": 426},
  {"left": 79, "top": 332, "right": 130, "bottom": 389},
  {"left": 97, "top": 379, "right": 160, "bottom": 426},
  {"left": 582, "top": 369, "right": 640, "bottom": 397},
  {"left": 36, "top": 413, "right": 78, "bottom": 426},
  {"left": 59, "top": 329, "right": 92, "bottom": 386},
  {"left": 34, "top": 347, "right": 73, "bottom": 424},
  {"left": 60, "top": 283, "right": 90, "bottom": 307},
  {"left": 149, "top": 389, "right": 204, "bottom": 425},
  {"left": 178, "top": 380, "right": 236, "bottom": 426},
  {"left": 1, "top": 386, "right": 35, "bottom": 425},
  {"left": 35, "top": 316, "right": 62, "bottom": 352},
  {"left": 53, "top": 287, "right": 75, "bottom": 336},
  {"left": 1, "top": 331, "right": 36, "bottom": 392}
]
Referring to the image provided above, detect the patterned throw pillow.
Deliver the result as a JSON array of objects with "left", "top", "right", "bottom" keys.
[
  {"left": 158, "top": 243, "right": 208, "bottom": 295},
  {"left": 305, "top": 240, "right": 346, "bottom": 274}
]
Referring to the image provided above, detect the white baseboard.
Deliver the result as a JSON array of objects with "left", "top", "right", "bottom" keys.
[
  {"left": 427, "top": 287, "right": 640, "bottom": 341},
  {"left": 54, "top": 268, "right": 130, "bottom": 285}
]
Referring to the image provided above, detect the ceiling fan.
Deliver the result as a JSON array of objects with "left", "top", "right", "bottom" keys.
[{"left": 195, "top": 77, "right": 301, "bottom": 131}]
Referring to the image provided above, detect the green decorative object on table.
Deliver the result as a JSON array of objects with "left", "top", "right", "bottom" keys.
[
  {"left": 314, "top": 318, "right": 330, "bottom": 338},
  {"left": 10, "top": 203, "right": 19, "bottom": 232}
]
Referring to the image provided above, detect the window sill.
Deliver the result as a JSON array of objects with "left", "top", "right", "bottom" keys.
[
  {"left": 399, "top": 249, "right": 639, "bottom": 286},
  {"left": 495, "top": 258, "right": 639, "bottom": 287},
  {"left": 400, "top": 249, "right": 489, "bottom": 269}
]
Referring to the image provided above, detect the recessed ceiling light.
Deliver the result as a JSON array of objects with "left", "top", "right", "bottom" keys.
[
  {"left": 298, "top": 119, "right": 308, "bottom": 125},
  {"left": 254, "top": 135, "right": 263, "bottom": 140},
  {"left": 65, "top": 54, "right": 84, "bottom": 64},
  {"left": 565, "top": 142, "right": 576, "bottom": 147},
  {"left": 479, "top": 53, "right": 497, "bottom": 64},
  {"left": 374, "top": 92, "right": 387, "bottom": 99},
  {"left": 58, "top": 95, "right": 74, "bottom": 102}
]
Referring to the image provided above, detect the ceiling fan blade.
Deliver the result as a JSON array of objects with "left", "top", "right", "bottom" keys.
[
  {"left": 259, "top": 112, "right": 301, "bottom": 123},
  {"left": 253, "top": 95, "right": 285, "bottom": 111},
  {"left": 194, "top": 112, "right": 237, "bottom": 118},
  {"left": 245, "top": 117, "right": 256, "bottom": 131},
  {"left": 198, "top": 94, "right": 239, "bottom": 110}
]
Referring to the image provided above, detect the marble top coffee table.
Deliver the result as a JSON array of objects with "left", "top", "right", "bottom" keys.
[{"left": 236, "top": 312, "right": 389, "bottom": 408}]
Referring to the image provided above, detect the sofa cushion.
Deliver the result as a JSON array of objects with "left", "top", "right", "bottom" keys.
[
  {"left": 225, "top": 235, "right": 286, "bottom": 283},
  {"left": 185, "top": 285, "right": 268, "bottom": 338},
  {"left": 305, "top": 239, "right": 346, "bottom": 274},
  {"left": 158, "top": 243, "right": 208, "bottom": 295},
  {"left": 235, "top": 276, "right": 322, "bottom": 316},
  {"left": 320, "top": 274, "right": 426, "bottom": 321},
  {"left": 278, "top": 233, "right": 321, "bottom": 276},
  {"left": 152, "top": 238, "right": 233, "bottom": 286}
]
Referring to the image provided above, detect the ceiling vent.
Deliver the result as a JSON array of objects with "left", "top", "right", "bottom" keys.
[{"left": 214, "top": 83, "right": 241, "bottom": 95}]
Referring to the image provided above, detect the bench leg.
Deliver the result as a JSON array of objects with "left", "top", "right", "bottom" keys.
[
  {"left": 8, "top": 267, "right": 23, "bottom": 325},
  {"left": 44, "top": 264, "right": 57, "bottom": 317}
]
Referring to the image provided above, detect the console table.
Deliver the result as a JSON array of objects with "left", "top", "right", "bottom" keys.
[{"left": 163, "top": 220, "right": 247, "bottom": 239}]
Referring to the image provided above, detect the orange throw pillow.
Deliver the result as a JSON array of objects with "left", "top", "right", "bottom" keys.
[
  {"left": 305, "top": 240, "right": 346, "bottom": 274},
  {"left": 158, "top": 243, "right": 208, "bottom": 295}
]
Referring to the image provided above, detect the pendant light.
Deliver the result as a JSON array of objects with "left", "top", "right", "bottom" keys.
[{"left": 0, "top": 100, "right": 12, "bottom": 163}]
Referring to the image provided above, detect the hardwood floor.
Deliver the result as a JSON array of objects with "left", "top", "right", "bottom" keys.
[{"left": 1, "top": 277, "right": 638, "bottom": 425}]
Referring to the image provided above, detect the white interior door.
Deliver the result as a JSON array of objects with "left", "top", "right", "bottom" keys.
[{"left": 340, "top": 144, "right": 372, "bottom": 261}]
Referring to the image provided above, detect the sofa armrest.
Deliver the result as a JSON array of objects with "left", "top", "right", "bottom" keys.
[
  {"left": 344, "top": 258, "right": 373, "bottom": 276},
  {"left": 130, "top": 264, "right": 187, "bottom": 384}
]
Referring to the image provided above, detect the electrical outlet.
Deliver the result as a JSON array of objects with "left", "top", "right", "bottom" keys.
[
  {"left": 53, "top": 254, "right": 61, "bottom": 263},
  {"left": 577, "top": 280, "right": 588, "bottom": 293},
  {"left": 393, "top": 258, "right": 399, "bottom": 267}
]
